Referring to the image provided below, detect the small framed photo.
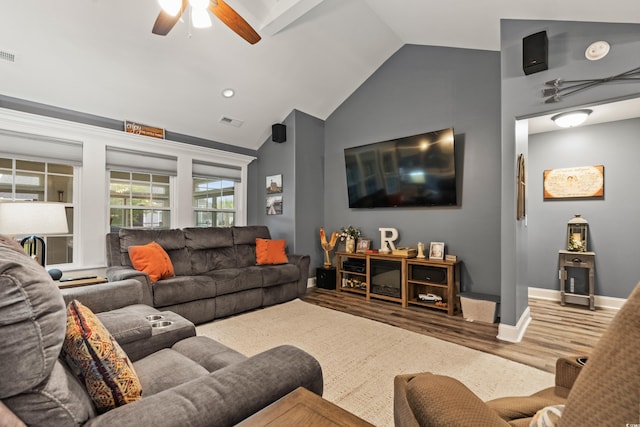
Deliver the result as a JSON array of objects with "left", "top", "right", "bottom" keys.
[
  {"left": 266, "top": 174, "right": 283, "bottom": 194},
  {"left": 429, "top": 242, "right": 445, "bottom": 260},
  {"left": 356, "top": 239, "right": 371, "bottom": 253},
  {"left": 266, "top": 196, "right": 283, "bottom": 215}
]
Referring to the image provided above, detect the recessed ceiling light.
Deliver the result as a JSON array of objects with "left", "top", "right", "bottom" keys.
[
  {"left": 222, "top": 88, "right": 235, "bottom": 98},
  {"left": 585, "top": 41, "right": 610, "bottom": 61},
  {"left": 551, "top": 109, "right": 592, "bottom": 128}
]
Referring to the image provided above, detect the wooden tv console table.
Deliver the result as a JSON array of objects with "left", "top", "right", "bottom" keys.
[{"left": 335, "top": 252, "right": 460, "bottom": 315}]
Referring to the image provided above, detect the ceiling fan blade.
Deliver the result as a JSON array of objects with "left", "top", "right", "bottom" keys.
[
  {"left": 152, "top": 0, "right": 189, "bottom": 36},
  {"left": 209, "top": 0, "right": 261, "bottom": 44}
]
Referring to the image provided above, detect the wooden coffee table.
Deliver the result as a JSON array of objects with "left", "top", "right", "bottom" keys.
[{"left": 237, "top": 387, "right": 374, "bottom": 427}]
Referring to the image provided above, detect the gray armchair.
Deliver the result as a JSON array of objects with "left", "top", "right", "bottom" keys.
[{"left": 0, "top": 238, "right": 323, "bottom": 426}]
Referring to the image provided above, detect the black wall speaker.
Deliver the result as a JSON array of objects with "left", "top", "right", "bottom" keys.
[
  {"left": 411, "top": 265, "right": 447, "bottom": 284},
  {"left": 272, "top": 123, "right": 286, "bottom": 143},
  {"left": 522, "top": 30, "right": 548, "bottom": 75}
]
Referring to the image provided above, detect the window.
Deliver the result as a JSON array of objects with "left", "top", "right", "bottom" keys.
[
  {"left": 109, "top": 171, "right": 171, "bottom": 230},
  {"left": 193, "top": 177, "right": 237, "bottom": 227},
  {"left": 0, "top": 157, "right": 74, "bottom": 265}
]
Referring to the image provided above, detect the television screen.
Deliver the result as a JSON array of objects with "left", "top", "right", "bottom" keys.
[{"left": 344, "top": 128, "right": 456, "bottom": 208}]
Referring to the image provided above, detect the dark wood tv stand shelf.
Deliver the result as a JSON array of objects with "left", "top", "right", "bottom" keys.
[{"left": 335, "top": 252, "right": 460, "bottom": 315}]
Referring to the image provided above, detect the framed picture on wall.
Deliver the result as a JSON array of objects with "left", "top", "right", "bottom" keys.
[
  {"left": 543, "top": 165, "right": 604, "bottom": 200},
  {"left": 266, "top": 174, "right": 283, "bottom": 194},
  {"left": 266, "top": 196, "right": 283, "bottom": 215}
]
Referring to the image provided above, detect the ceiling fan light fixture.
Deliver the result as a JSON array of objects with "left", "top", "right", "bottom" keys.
[
  {"left": 191, "top": 8, "right": 212, "bottom": 28},
  {"left": 189, "top": 0, "right": 210, "bottom": 10},
  {"left": 551, "top": 109, "right": 593, "bottom": 128},
  {"left": 158, "top": 0, "right": 182, "bottom": 16}
]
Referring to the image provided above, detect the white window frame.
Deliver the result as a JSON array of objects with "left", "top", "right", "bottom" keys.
[
  {"left": 0, "top": 108, "right": 255, "bottom": 273},
  {"left": 108, "top": 170, "right": 174, "bottom": 230},
  {"left": 192, "top": 176, "right": 239, "bottom": 227},
  {"left": 0, "top": 157, "right": 78, "bottom": 268}
]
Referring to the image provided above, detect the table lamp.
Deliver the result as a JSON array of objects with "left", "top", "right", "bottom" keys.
[{"left": 0, "top": 202, "right": 69, "bottom": 266}]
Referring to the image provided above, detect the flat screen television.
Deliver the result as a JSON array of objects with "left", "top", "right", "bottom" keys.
[{"left": 344, "top": 127, "right": 457, "bottom": 208}]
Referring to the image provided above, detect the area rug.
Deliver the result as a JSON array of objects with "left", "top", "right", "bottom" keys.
[{"left": 196, "top": 299, "right": 553, "bottom": 426}]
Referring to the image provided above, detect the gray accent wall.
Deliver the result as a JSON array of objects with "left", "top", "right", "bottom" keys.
[
  {"left": 500, "top": 20, "right": 640, "bottom": 324},
  {"left": 324, "top": 44, "right": 502, "bottom": 295},
  {"left": 254, "top": 110, "right": 325, "bottom": 273},
  {"left": 528, "top": 118, "right": 640, "bottom": 299}
]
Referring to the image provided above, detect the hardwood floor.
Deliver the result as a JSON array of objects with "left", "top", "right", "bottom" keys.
[{"left": 302, "top": 288, "right": 618, "bottom": 373}]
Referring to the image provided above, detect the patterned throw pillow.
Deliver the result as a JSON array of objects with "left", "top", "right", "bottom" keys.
[
  {"left": 127, "top": 241, "right": 175, "bottom": 282},
  {"left": 255, "top": 238, "right": 288, "bottom": 265},
  {"left": 62, "top": 300, "right": 142, "bottom": 413}
]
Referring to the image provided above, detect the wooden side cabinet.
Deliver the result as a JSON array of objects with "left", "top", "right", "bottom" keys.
[
  {"left": 558, "top": 250, "right": 595, "bottom": 310},
  {"left": 406, "top": 259, "right": 460, "bottom": 315}
]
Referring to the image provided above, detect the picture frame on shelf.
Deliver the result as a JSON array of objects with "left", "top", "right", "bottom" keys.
[
  {"left": 429, "top": 242, "right": 445, "bottom": 260},
  {"left": 356, "top": 239, "right": 371, "bottom": 253}
]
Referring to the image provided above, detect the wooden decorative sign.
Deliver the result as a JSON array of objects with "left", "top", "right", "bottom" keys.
[
  {"left": 125, "top": 120, "right": 165, "bottom": 139},
  {"left": 543, "top": 165, "right": 604, "bottom": 199}
]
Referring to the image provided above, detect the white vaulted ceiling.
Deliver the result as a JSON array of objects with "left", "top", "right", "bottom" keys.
[{"left": 1, "top": 0, "right": 639, "bottom": 150}]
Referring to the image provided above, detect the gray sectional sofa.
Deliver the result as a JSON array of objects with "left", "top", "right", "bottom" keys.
[
  {"left": 0, "top": 236, "right": 323, "bottom": 426},
  {"left": 106, "top": 226, "right": 310, "bottom": 324}
]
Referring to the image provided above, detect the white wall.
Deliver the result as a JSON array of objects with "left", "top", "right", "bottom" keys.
[{"left": 0, "top": 107, "right": 255, "bottom": 273}]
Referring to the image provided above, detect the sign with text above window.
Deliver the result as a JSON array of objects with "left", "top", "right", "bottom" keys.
[{"left": 125, "top": 120, "right": 165, "bottom": 139}]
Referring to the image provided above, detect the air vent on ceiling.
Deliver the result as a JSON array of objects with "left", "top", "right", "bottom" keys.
[
  {"left": 0, "top": 50, "right": 16, "bottom": 63},
  {"left": 219, "top": 116, "right": 244, "bottom": 128}
]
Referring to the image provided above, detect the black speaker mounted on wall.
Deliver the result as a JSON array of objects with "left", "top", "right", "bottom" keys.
[
  {"left": 272, "top": 123, "right": 286, "bottom": 143},
  {"left": 523, "top": 30, "right": 548, "bottom": 76}
]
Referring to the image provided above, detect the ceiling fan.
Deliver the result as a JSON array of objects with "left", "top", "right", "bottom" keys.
[{"left": 152, "top": 0, "right": 261, "bottom": 45}]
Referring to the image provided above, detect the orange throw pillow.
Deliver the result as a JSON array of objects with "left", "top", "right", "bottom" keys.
[
  {"left": 255, "top": 238, "right": 288, "bottom": 265},
  {"left": 127, "top": 241, "right": 174, "bottom": 282}
]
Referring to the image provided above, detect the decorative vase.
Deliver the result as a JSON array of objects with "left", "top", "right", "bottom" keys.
[{"left": 345, "top": 237, "right": 355, "bottom": 253}]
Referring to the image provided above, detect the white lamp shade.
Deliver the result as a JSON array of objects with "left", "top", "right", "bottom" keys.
[{"left": 0, "top": 202, "right": 69, "bottom": 236}]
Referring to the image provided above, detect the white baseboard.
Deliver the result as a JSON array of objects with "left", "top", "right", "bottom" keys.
[
  {"left": 307, "top": 277, "right": 316, "bottom": 288},
  {"left": 497, "top": 306, "right": 531, "bottom": 343},
  {"left": 528, "top": 287, "right": 625, "bottom": 310}
]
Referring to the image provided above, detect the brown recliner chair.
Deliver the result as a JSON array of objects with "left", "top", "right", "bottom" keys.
[{"left": 394, "top": 282, "right": 640, "bottom": 426}]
